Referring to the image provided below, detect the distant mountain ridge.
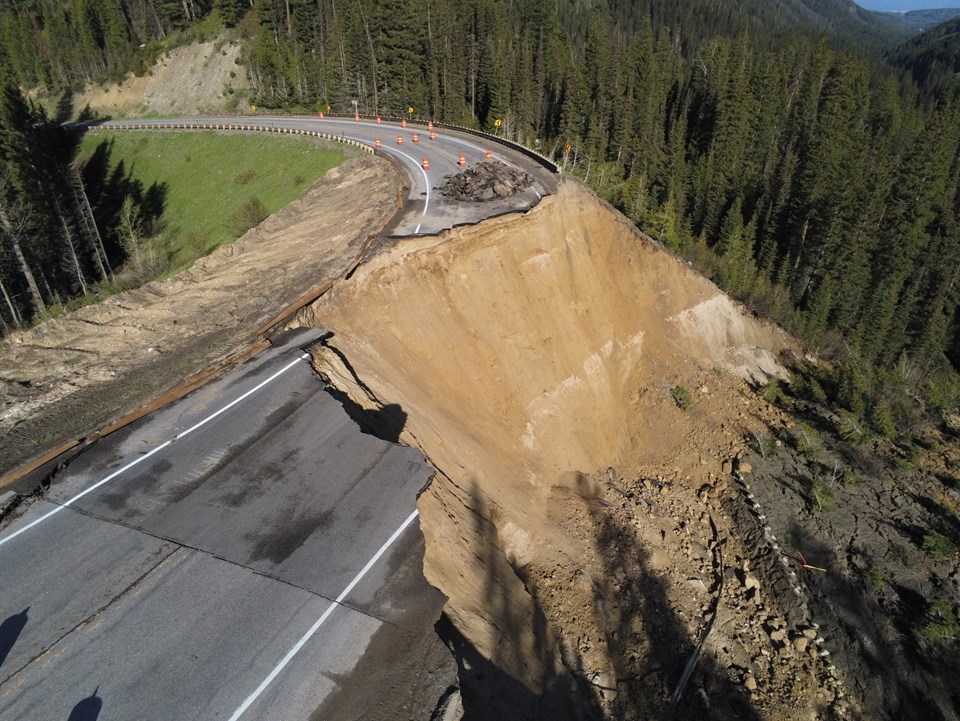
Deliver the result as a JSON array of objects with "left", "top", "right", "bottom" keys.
[
  {"left": 887, "top": 15, "right": 960, "bottom": 96},
  {"left": 879, "top": 8, "right": 960, "bottom": 32},
  {"left": 601, "top": 0, "right": 915, "bottom": 51}
]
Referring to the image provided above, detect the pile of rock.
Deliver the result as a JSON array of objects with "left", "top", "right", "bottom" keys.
[{"left": 437, "top": 161, "right": 534, "bottom": 202}]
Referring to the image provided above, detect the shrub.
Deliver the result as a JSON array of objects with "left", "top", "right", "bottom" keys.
[
  {"left": 670, "top": 385, "right": 693, "bottom": 410},
  {"left": 761, "top": 380, "right": 789, "bottom": 407},
  {"left": 811, "top": 476, "right": 834, "bottom": 512},
  {"left": 837, "top": 410, "right": 868, "bottom": 444},
  {"left": 790, "top": 421, "right": 821, "bottom": 460},
  {"left": 234, "top": 168, "right": 256, "bottom": 184},
  {"left": 230, "top": 196, "right": 268, "bottom": 235},
  {"left": 917, "top": 600, "right": 960, "bottom": 645},
  {"left": 870, "top": 397, "right": 897, "bottom": 439},
  {"left": 922, "top": 531, "right": 957, "bottom": 560}
]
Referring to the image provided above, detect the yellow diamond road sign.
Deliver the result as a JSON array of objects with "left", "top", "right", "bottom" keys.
[{"left": 494, "top": 118, "right": 502, "bottom": 127}]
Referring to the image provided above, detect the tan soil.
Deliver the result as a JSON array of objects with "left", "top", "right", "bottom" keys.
[
  {"left": 298, "top": 182, "right": 854, "bottom": 718},
  {"left": 0, "top": 152, "right": 399, "bottom": 475},
  {"left": 71, "top": 36, "right": 249, "bottom": 118}
]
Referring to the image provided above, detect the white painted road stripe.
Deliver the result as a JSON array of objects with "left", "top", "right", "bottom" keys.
[
  {"left": 227, "top": 508, "right": 420, "bottom": 721},
  {"left": 0, "top": 354, "right": 308, "bottom": 549}
]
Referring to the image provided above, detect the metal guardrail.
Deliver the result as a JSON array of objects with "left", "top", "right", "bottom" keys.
[
  {"left": 90, "top": 116, "right": 559, "bottom": 174},
  {"left": 89, "top": 121, "right": 376, "bottom": 155},
  {"left": 286, "top": 112, "right": 559, "bottom": 174}
]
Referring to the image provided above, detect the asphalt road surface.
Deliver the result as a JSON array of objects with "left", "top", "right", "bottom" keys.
[
  {"left": 98, "top": 115, "right": 559, "bottom": 236},
  {"left": 0, "top": 329, "right": 454, "bottom": 720}
]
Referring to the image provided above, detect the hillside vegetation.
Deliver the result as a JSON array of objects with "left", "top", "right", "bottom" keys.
[
  {"left": 77, "top": 131, "right": 344, "bottom": 273},
  {"left": 888, "top": 16, "right": 960, "bottom": 99}
]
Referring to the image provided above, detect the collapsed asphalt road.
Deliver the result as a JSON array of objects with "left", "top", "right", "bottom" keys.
[{"left": 0, "top": 329, "right": 454, "bottom": 721}]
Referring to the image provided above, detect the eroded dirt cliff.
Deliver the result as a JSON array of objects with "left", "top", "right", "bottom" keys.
[{"left": 297, "top": 182, "right": 859, "bottom": 720}]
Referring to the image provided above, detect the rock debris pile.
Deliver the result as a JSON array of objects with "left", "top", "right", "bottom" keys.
[{"left": 437, "top": 161, "right": 534, "bottom": 202}]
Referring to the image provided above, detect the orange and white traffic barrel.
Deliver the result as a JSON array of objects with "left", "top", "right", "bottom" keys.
[
  {"left": 412, "top": 132, "right": 419, "bottom": 143},
  {"left": 422, "top": 157, "right": 430, "bottom": 170},
  {"left": 485, "top": 150, "right": 492, "bottom": 160},
  {"left": 375, "top": 137, "right": 381, "bottom": 149},
  {"left": 397, "top": 134, "right": 403, "bottom": 145},
  {"left": 458, "top": 153, "right": 466, "bottom": 167}
]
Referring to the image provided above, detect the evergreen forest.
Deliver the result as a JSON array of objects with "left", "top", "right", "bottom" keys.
[{"left": 1, "top": 0, "right": 960, "bottom": 433}]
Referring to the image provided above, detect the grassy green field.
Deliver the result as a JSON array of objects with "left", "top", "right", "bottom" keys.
[{"left": 77, "top": 130, "right": 345, "bottom": 272}]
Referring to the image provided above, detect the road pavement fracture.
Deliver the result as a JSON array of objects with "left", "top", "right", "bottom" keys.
[{"left": 0, "top": 331, "right": 452, "bottom": 721}]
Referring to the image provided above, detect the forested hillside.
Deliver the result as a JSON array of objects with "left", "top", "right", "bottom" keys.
[
  {"left": 1, "top": 0, "right": 959, "bottom": 422},
  {"left": 889, "top": 16, "right": 960, "bottom": 100},
  {"left": 0, "top": 82, "right": 121, "bottom": 330}
]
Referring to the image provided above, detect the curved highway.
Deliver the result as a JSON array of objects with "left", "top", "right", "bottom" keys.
[{"left": 98, "top": 115, "right": 559, "bottom": 236}]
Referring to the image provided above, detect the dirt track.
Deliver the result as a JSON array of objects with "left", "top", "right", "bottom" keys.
[{"left": 0, "top": 153, "right": 399, "bottom": 478}]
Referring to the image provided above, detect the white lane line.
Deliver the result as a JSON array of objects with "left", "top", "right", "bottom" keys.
[
  {"left": 0, "top": 355, "right": 308, "bottom": 549},
  {"left": 227, "top": 508, "right": 420, "bottom": 721}
]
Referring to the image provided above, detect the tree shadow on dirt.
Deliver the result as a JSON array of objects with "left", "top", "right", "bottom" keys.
[
  {"left": 79, "top": 137, "right": 168, "bottom": 268},
  {"left": 436, "top": 480, "right": 600, "bottom": 721},
  {"left": 576, "top": 475, "right": 761, "bottom": 721},
  {"left": 436, "top": 476, "right": 763, "bottom": 721},
  {"left": 783, "top": 520, "right": 955, "bottom": 721}
]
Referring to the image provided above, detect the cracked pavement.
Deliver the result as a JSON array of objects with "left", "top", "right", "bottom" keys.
[{"left": 0, "top": 330, "right": 453, "bottom": 720}]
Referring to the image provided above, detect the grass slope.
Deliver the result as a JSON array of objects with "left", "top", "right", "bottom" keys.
[{"left": 78, "top": 130, "right": 344, "bottom": 270}]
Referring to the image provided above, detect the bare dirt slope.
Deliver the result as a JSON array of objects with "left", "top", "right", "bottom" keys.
[
  {"left": 297, "top": 182, "right": 859, "bottom": 720},
  {"left": 0, "top": 154, "right": 398, "bottom": 475},
  {"left": 71, "top": 36, "right": 249, "bottom": 118}
]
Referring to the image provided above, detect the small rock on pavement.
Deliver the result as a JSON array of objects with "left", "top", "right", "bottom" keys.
[{"left": 0, "top": 491, "right": 17, "bottom": 515}]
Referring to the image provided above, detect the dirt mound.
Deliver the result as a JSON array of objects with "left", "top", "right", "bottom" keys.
[
  {"left": 0, "top": 154, "right": 399, "bottom": 475},
  {"left": 70, "top": 35, "right": 248, "bottom": 117},
  {"left": 296, "top": 182, "right": 837, "bottom": 719},
  {"left": 438, "top": 161, "right": 534, "bottom": 202}
]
